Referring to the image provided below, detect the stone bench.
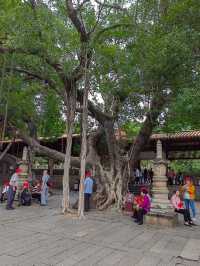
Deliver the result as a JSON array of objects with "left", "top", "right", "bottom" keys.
[{"left": 145, "top": 210, "right": 178, "bottom": 227}]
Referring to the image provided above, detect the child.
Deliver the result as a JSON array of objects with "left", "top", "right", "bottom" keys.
[
  {"left": 0, "top": 181, "right": 9, "bottom": 202},
  {"left": 31, "top": 180, "right": 41, "bottom": 203},
  {"left": 20, "top": 181, "right": 32, "bottom": 206},
  {"left": 123, "top": 191, "right": 134, "bottom": 215}
]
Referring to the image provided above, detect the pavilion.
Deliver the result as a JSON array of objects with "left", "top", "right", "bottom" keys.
[{"left": 0, "top": 130, "right": 200, "bottom": 185}]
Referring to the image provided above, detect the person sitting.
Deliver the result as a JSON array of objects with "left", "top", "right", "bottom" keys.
[
  {"left": 31, "top": 180, "right": 41, "bottom": 203},
  {"left": 132, "top": 193, "right": 143, "bottom": 219},
  {"left": 171, "top": 190, "right": 194, "bottom": 226},
  {"left": 133, "top": 188, "right": 151, "bottom": 225},
  {"left": 21, "top": 181, "right": 32, "bottom": 206},
  {"left": 123, "top": 191, "right": 134, "bottom": 215},
  {"left": 0, "top": 181, "right": 9, "bottom": 202}
]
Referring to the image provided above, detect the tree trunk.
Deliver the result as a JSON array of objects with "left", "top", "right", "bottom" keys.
[
  {"left": 129, "top": 93, "right": 167, "bottom": 169},
  {"left": 78, "top": 70, "right": 89, "bottom": 218},
  {"left": 27, "top": 146, "right": 34, "bottom": 178},
  {"left": 14, "top": 130, "right": 80, "bottom": 167},
  {"left": 87, "top": 120, "right": 123, "bottom": 210},
  {"left": 0, "top": 142, "right": 12, "bottom": 162},
  {"left": 48, "top": 159, "right": 54, "bottom": 177},
  {"left": 104, "top": 120, "right": 123, "bottom": 208},
  {"left": 62, "top": 87, "right": 77, "bottom": 214}
]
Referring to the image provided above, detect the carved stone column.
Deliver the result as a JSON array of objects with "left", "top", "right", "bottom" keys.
[
  {"left": 48, "top": 159, "right": 54, "bottom": 177},
  {"left": 151, "top": 140, "right": 172, "bottom": 210},
  {"left": 17, "top": 146, "right": 29, "bottom": 193},
  {"left": 145, "top": 140, "right": 178, "bottom": 226}
]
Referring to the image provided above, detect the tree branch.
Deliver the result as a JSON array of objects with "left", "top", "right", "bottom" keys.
[
  {"left": 94, "top": 0, "right": 128, "bottom": 13},
  {"left": 77, "top": 89, "right": 113, "bottom": 124},
  {"left": 8, "top": 67, "right": 44, "bottom": 81},
  {"left": 76, "top": 0, "right": 90, "bottom": 11},
  {"left": 65, "top": 0, "right": 88, "bottom": 42},
  {"left": 0, "top": 46, "right": 65, "bottom": 82},
  {"left": 5, "top": 67, "right": 60, "bottom": 93},
  {"left": 94, "top": 23, "right": 133, "bottom": 41},
  {"left": 89, "top": 3, "right": 104, "bottom": 35},
  {"left": 12, "top": 127, "right": 80, "bottom": 167},
  {"left": 0, "top": 141, "right": 13, "bottom": 162}
]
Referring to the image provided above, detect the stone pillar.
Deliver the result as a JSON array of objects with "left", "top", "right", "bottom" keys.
[
  {"left": 48, "top": 159, "right": 54, "bottom": 177},
  {"left": 145, "top": 140, "right": 178, "bottom": 226},
  {"left": 17, "top": 146, "right": 29, "bottom": 193},
  {"left": 151, "top": 140, "right": 171, "bottom": 210}
]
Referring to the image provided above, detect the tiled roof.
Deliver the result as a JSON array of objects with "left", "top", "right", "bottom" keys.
[
  {"left": 151, "top": 130, "right": 200, "bottom": 140},
  {"left": 0, "top": 130, "right": 200, "bottom": 144}
]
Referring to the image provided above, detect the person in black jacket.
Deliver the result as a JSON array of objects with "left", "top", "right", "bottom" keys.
[{"left": 21, "top": 181, "right": 31, "bottom": 206}]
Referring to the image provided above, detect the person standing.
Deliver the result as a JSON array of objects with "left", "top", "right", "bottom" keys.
[
  {"left": 188, "top": 179, "right": 196, "bottom": 221},
  {"left": 143, "top": 168, "right": 148, "bottom": 184},
  {"left": 183, "top": 178, "right": 197, "bottom": 221},
  {"left": 167, "top": 167, "right": 174, "bottom": 185},
  {"left": 41, "top": 170, "right": 50, "bottom": 206},
  {"left": 84, "top": 171, "right": 93, "bottom": 211},
  {"left": 135, "top": 168, "right": 140, "bottom": 184},
  {"left": 6, "top": 168, "right": 22, "bottom": 210},
  {"left": 183, "top": 178, "right": 190, "bottom": 213},
  {"left": 177, "top": 172, "right": 184, "bottom": 185}
]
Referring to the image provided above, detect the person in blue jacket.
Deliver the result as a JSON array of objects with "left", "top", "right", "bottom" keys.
[{"left": 84, "top": 171, "right": 93, "bottom": 211}]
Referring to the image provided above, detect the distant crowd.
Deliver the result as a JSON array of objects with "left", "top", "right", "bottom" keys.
[
  {"left": 133, "top": 167, "right": 154, "bottom": 184},
  {"left": 166, "top": 167, "right": 199, "bottom": 186},
  {"left": 133, "top": 166, "right": 198, "bottom": 187}
]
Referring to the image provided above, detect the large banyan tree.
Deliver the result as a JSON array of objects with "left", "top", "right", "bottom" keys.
[{"left": 0, "top": 0, "right": 199, "bottom": 211}]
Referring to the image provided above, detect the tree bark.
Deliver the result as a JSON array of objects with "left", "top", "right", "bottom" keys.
[
  {"left": 78, "top": 65, "right": 89, "bottom": 218},
  {"left": 87, "top": 119, "right": 123, "bottom": 210},
  {"left": 15, "top": 130, "right": 80, "bottom": 167},
  {"left": 129, "top": 93, "right": 168, "bottom": 169},
  {"left": 0, "top": 142, "right": 13, "bottom": 162},
  {"left": 62, "top": 87, "right": 77, "bottom": 214}
]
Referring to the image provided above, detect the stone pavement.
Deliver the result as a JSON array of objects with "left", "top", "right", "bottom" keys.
[{"left": 0, "top": 194, "right": 200, "bottom": 266}]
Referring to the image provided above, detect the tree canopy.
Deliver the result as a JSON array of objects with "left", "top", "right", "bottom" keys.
[{"left": 0, "top": 0, "right": 199, "bottom": 210}]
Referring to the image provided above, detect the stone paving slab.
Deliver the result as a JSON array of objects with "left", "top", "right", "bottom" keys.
[
  {"left": 180, "top": 239, "right": 200, "bottom": 261},
  {"left": 0, "top": 194, "right": 200, "bottom": 266}
]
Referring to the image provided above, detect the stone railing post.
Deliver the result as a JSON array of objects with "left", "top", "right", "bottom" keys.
[{"left": 17, "top": 146, "right": 29, "bottom": 195}]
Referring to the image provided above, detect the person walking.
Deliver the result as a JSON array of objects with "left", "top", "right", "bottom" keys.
[
  {"left": 84, "top": 171, "right": 93, "bottom": 211},
  {"left": 41, "top": 170, "right": 50, "bottom": 206},
  {"left": 6, "top": 167, "right": 22, "bottom": 210}
]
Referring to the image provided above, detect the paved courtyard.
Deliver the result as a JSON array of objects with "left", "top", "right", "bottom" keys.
[{"left": 0, "top": 193, "right": 200, "bottom": 266}]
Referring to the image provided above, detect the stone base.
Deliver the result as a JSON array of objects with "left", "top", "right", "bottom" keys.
[{"left": 145, "top": 209, "right": 178, "bottom": 227}]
